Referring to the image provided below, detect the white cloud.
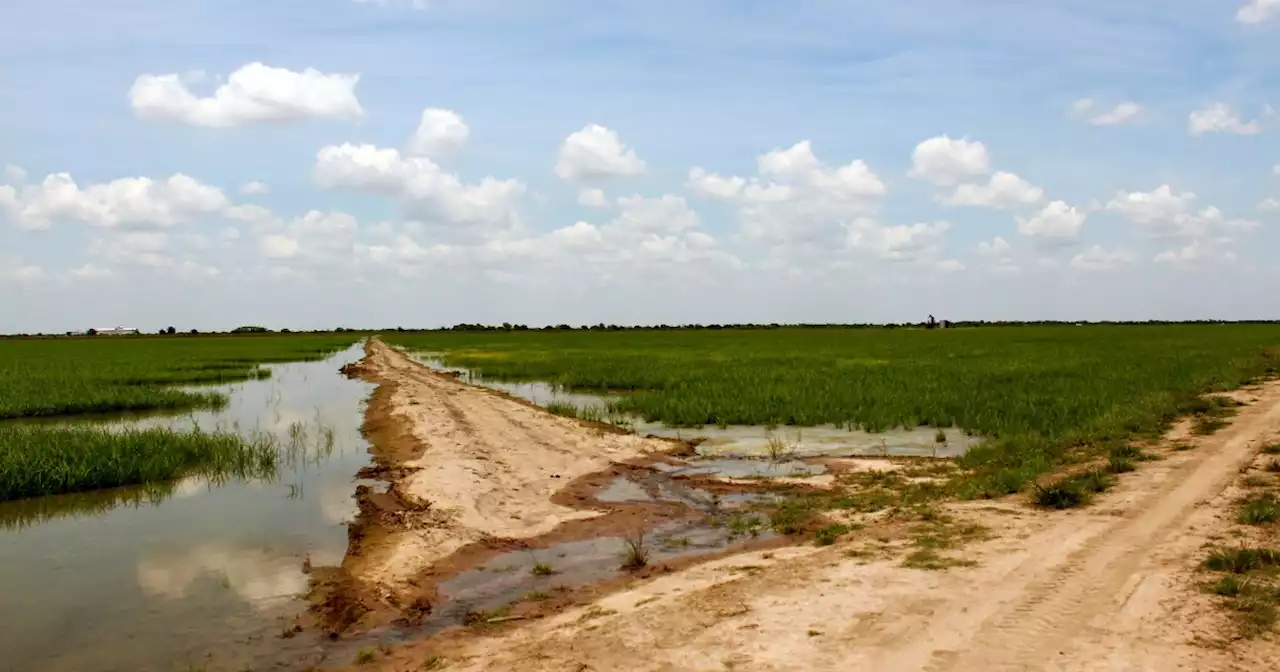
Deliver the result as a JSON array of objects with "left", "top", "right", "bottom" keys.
[
  {"left": 1016, "top": 201, "right": 1085, "bottom": 242},
  {"left": 976, "top": 236, "right": 1012, "bottom": 257},
  {"left": 1273, "top": 164, "right": 1280, "bottom": 177},
  {"left": 1260, "top": 198, "right": 1280, "bottom": 212},
  {"left": 554, "top": 124, "right": 646, "bottom": 183},
  {"left": 1089, "top": 102, "right": 1142, "bottom": 126},
  {"left": 577, "top": 188, "right": 610, "bottom": 208},
  {"left": 1237, "top": 0, "right": 1280, "bottom": 24},
  {"left": 1154, "top": 240, "right": 1235, "bottom": 266},
  {"left": 908, "top": 135, "right": 990, "bottom": 186},
  {"left": 129, "top": 62, "right": 363, "bottom": 128},
  {"left": 936, "top": 259, "right": 965, "bottom": 273},
  {"left": 1070, "top": 245, "right": 1134, "bottom": 271},
  {"left": 1106, "top": 186, "right": 1258, "bottom": 238},
  {"left": 1070, "top": 98, "right": 1143, "bottom": 125},
  {"left": 0, "top": 172, "right": 229, "bottom": 231},
  {"left": 408, "top": 108, "right": 470, "bottom": 157},
  {"left": 239, "top": 181, "right": 269, "bottom": 196},
  {"left": 943, "top": 171, "right": 1043, "bottom": 209},
  {"left": 687, "top": 167, "right": 746, "bottom": 199},
  {"left": 1188, "top": 103, "right": 1264, "bottom": 136},
  {"left": 70, "top": 263, "right": 112, "bottom": 280},
  {"left": 689, "top": 141, "right": 886, "bottom": 249},
  {"left": 846, "top": 219, "right": 951, "bottom": 262},
  {"left": 0, "top": 257, "right": 42, "bottom": 283},
  {"left": 3, "top": 165, "right": 26, "bottom": 185},
  {"left": 260, "top": 234, "right": 300, "bottom": 259},
  {"left": 314, "top": 143, "right": 525, "bottom": 234}
]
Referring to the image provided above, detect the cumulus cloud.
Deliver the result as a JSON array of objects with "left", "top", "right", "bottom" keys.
[
  {"left": 908, "top": 135, "right": 990, "bottom": 186},
  {"left": 577, "top": 188, "right": 610, "bottom": 208},
  {"left": 239, "top": 181, "right": 269, "bottom": 196},
  {"left": 936, "top": 259, "right": 965, "bottom": 273},
  {"left": 1237, "top": 0, "right": 1280, "bottom": 24},
  {"left": 1154, "top": 240, "right": 1236, "bottom": 266},
  {"left": 942, "top": 171, "right": 1043, "bottom": 209},
  {"left": 1016, "top": 201, "right": 1085, "bottom": 242},
  {"left": 0, "top": 170, "right": 230, "bottom": 230},
  {"left": 554, "top": 124, "right": 646, "bottom": 183},
  {"left": 2, "top": 165, "right": 26, "bottom": 185},
  {"left": 976, "top": 236, "right": 1013, "bottom": 257},
  {"left": 129, "top": 63, "right": 363, "bottom": 128},
  {"left": 1260, "top": 198, "right": 1280, "bottom": 212},
  {"left": 70, "top": 263, "right": 112, "bottom": 280},
  {"left": 1070, "top": 245, "right": 1134, "bottom": 271},
  {"left": 689, "top": 141, "right": 886, "bottom": 248},
  {"left": 315, "top": 143, "right": 525, "bottom": 235},
  {"left": 846, "top": 219, "right": 951, "bottom": 262},
  {"left": 1106, "top": 186, "right": 1258, "bottom": 237},
  {"left": 408, "top": 108, "right": 470, "bottom": 157},
  {"left": 1188, "top": 103, "right": 1264, "bottom": 136},
  {"left": 0, "top": 257, "right": 42, "bottom": 283}
]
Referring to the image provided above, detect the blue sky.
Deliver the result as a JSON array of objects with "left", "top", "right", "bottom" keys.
[{"left": 1, "top": 0, "right": 1278, "bottom": 332}]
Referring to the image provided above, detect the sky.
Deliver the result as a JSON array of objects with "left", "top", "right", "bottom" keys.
[{"left": 2, "top": 0, "right": 1279, "bottom": 332}]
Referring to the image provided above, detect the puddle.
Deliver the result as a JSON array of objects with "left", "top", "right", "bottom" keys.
[
  {"left": 401, "top": 348, "right": 982, "bottom": 458},
  {"left": 0, "top": 344, "right": 372, "bottom": 672}
]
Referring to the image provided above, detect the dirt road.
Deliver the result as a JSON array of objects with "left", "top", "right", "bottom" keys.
[
  {"left": 349, "top": 348, "right": 1280, "bottom": 671},
  {"left": 341, "top": 339, "right": 675, "bottom": 595}
]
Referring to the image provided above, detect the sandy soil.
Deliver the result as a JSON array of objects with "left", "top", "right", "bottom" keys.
[
  {"left": 341, "top": 339, "right": 676, "bottom": 595},
  {"left": 348, "top": 360, "right": 1280, "bottom": 671}
]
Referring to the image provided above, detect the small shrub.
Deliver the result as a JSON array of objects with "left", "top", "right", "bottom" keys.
[
  {"left": 531, "top": 562, "right": 556, "bottom": 576},
  {"left": 1107, "top": 455, "right": 1135, "bottom": 474},
  {"left": 814, "top": 523, "right": 852, "bottom": 546},
  {"left": 1204, "top": 547, "right": 1280, "bottom": 574},
  {"left": 1267, "top": 460, "right": 1280, "bottom": 473},
  {"left": 621, "top": 532, "right": 650, "bottom": 570},
  {"left": 1263, "top": 444, "right": 1280, "bottom": 455},
  {"left": 354, "top": 648, "right": 377, "bottom": 665},
  {"left": 934, "top": 428, "right": 947, "bottom": 444},
  {"left": 1239, "top": 496, "right": 1279, "bottom": 525},
  {"left": 1208, "top": 574, "right": 1246, "bottom": 597},
  {"left": 1033, "top": 469, "right": 1114, "bottom": 509}
]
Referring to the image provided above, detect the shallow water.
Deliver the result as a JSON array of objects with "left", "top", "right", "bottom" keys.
[
  {"left": 403, "top": 349, "right": 981, "bottom": 457},
  {"left": 0, "top": 344, "right": 372, "bottom": 672}
]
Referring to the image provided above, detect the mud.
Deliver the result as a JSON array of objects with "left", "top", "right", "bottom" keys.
[{"left": 312, "top": 338, "right": 811, "bottom": 652}]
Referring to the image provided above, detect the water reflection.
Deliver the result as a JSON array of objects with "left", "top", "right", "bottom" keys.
[{"left": 0, "top": 344, "right": 373, "bottom": 672}]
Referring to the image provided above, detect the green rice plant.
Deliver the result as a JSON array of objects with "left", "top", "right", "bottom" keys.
[
  {"left": 0, "top": 425, "right": 278, "bottom": 502},
  {"left": 543, "top": 402, "right": 581, "bottom": 418},
  {"left": 384, "top": 325, "right": 1280, "bottom": 496},
  {"left": 1032, "top": 469, "right": 1115, "bottom": 509},
  {"left": 814, "top": 523, "right": 852, "bottom": 546}
]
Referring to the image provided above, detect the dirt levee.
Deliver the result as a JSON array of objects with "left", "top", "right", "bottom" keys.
[{"left": 352, "top": 338, "right": 673, "bottom": 589}]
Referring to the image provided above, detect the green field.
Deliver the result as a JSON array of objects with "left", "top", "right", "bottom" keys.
[
  {"left": 0, "top": 334, "right": 358, "bottom": 501},
  {"left": 384, "top": 325, "right": 1280, "bottom": 496}
]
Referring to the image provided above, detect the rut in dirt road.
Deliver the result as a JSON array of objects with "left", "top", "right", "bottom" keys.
[{"left": 887, "top": 395, "right": 1280, "bottom": 672}]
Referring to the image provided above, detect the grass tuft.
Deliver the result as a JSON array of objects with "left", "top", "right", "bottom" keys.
[
  {"left": 1032, "top": 469, "right": 1115, "bottom": 509},
  {"left": 1239, "top": 496, "right": 1280, "bottom": 526},
  {"left": 621, "top": 531, "right": 650, "bottom": 570}
]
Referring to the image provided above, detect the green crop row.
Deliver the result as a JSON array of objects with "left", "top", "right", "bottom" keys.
[
  {"left": 384, "top": 325, "right": 1280, "bottom": 497},
  {"left": 0, "top": 334, "right": 359, "bottom": 501},
  {"left": 0, "top": 334, "right": 355, "bottom": 419},
  {"left": 0, "top": 424, "right": 278, "bottom": 502}
]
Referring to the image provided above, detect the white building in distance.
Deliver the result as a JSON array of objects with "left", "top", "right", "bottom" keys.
[{"left": 93, "top": 326, "right": 140, "bottom": 336}]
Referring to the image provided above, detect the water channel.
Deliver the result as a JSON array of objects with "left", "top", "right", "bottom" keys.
[{"left": 0, "top": 344, "right": 372, "bottom": 672}]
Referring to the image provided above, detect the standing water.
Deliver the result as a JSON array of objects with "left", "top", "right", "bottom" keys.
[{"left": 0, "top": 344, "right": 373, "bottom": 672}]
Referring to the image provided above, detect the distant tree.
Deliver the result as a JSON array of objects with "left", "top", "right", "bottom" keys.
[
  {"left": 281, "top": 328, "right": 291, "bottom": 333},
  {"left": 87, "top": 328, "right": 98, "bottom": 336},
  {"left": 232, "top": 325, "right": 269, "bottom": 334},
  {"left": 166, "top": 326, "right": 176, "bottom": 335},
  {"left": 189, "top": 328, "right": 199, "bottom": 335}
]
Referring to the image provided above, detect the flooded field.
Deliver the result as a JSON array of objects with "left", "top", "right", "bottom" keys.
[
  {"left": 0, "top": 345, "right": 374, "bottom": 672},
  {"left": 405, "top": 349, "right": 981, "bottom": 458}
]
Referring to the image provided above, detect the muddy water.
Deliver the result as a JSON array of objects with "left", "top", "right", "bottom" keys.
[
  {"left": 404, "top": 350, "right": 982, "bottom": 458},
  {"left": 0, "top": 345, "right": 372, "bottom": 672}
]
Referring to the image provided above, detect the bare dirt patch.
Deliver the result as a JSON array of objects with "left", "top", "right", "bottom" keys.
[{"left": 336, "top": 375, "right": 1280, "bottom": 671}]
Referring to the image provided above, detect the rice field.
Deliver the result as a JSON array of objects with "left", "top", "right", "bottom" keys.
[
  {"left": 0, "top": 333, "right": 359, "bottom": 500},
  {"left": 384, "top": 324, "right": 1280, "bottom": 496}
]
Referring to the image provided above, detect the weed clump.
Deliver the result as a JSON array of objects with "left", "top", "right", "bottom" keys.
[
  {"left": 1203, "top": 547, "right": 1280, "bottom": 574},
  {"left": 1239, "top": 496, "right": 1280, "bottom": 526},
  {"left": 1032, "top": 469, "right": 1114, "bottom": 509},
  {"left": 621, "top": 532, "right": 650, "bottom": 570},
  {"left": 531, "top": 562, "right": 556, "bottom": 577},
  {"left": 814, "top": 523, "right": 852, "bottom": 546}
]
